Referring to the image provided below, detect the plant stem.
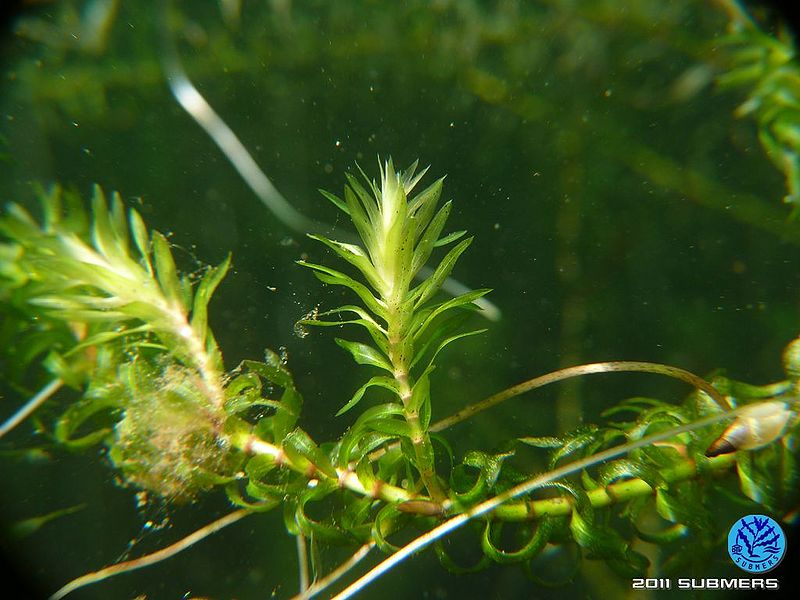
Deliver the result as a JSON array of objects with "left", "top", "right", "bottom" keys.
[
  {"left": 233, "top": 433, "right": 418, "bottom": 505},
  {"left": 387, "top": 302, "right": 446, "bottom": 503},
  {"left": 493, "top": 453, "right": 737, "bottom": 521},
  {"left": 430, "top": 361, "right": 728, "bottom": 434},
  {"left": 50, "top": 508, "right": 250, "bottom": 600},
  {"left": 332, "top": 406, "right": 749, "bottom": 600},
  {"left": 0, "top": 378, "right": 63, "bottom": 439}
]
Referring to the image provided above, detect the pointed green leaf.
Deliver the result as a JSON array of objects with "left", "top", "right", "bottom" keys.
[
  {"left": 410, "top": 236, "right": 473, "bottom": 307},
  {"left": 191, "top": 254, "right": 231, "bottom": 344},
  {"left": 319, "top": 189, "right": 349, "bottom": 214},
  {"left": 411, "top": 288, "right": 492, "bottom": 340},
  {"left": 345, "top": 173, "right": 380, "bottom": 225},
  {"left": 408, "top": 372, "right": 430, "bottom": 414},
  {"left": 297, "top": 260, "right": 385, "bottom": 317},
  {"left": 109, "top": 191, "right": 129, "bottom": 250},
  {"left": 283, "top": 428, "right": 337, "bottom": 478},
  {"left": 433, "top": 230, "right": 467, "bottom": 248},
  {"left": 334, "top": 338, "right": 392, "bottom": 372},
  {"left": 368, "top": 417, "right": 412, "bottom": 438},
  {"left": 344, "top": 185, "right": 376, "bottom": 250},
  {"left": 152, "top": 231, "right": 185, "bottom": 311},
  {"left": 337, "top": 375, "right": 400, "bottom": 416},
  {"left": 408, "top": 178, "right": 443, "bottom": 237},
  {"left": 11, "top": 504, "right": 86, "bottom": 539},
  {"left": 242, "top": 351, "right": 302, "bottom": 440},
  {"left": 299, "top": 305, "right": 389, "bottom": 354},
  {"left": 129, "top": 208, "right": 153, "bottom": 275},
  {"left": 410, "top": 328, "right": 487, "bottom": 372},
  {"left": 337, "top": 403, "right": 404, "bottom": 465},
  {"left": 54, "top": 394, "right": 119, "bottom": 449},
  {"left": 307, "top": 233, "right": 381, "bottom": 291},
  {"left": 410, "top": 200, "right": 452, "bottom": 275}
]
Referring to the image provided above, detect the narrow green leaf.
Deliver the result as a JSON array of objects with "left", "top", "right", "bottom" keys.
[
  {"left": 191, "top": 254, "right": 231, "bottom": 344},
  {"left": 283, "top": 428, "right": 337, "bottom": 478},
  {"left": 344, "top": 185, "right": 376, "bottom": 250},
  {"left": 109, "top": 191, "right": 129, "bottom": 250},
  {"left": 518, "top": 436, "right": 563, "bottom": 449},
  {"left": 319, "top": 189, "right": 349, "bottom": 214},
  {"left": 368, "top": 417, "right": 412, "bottom": 438},
  {"left": 243, "top": 351, "right": 302, "bottom": 440},
  {"left": 245, "top": 453, "right": 278, "bottom": 481},
  {"left": 410, "top": 328, "right": 487, "bottom": 372},
  {"left": 41, "top": 185, "right": 63, "bottom": 232},
  {"left": 337, "top": 403, "right": 405, "bottom": 466},
  {"left": 129, "top": 208, "right": 153, "bottom": 275},
  {"left": 408, "top": 372, "right": 430, "bottom": 414},
  {"left": 411, "top": 288, "right": 491, "bottom": 340},
  {"left": 299, "top": 305, "right": 388, "bottom": 354},
  {"left": 298, "top": 261, "right": 385, "bottom": 318},
  {"left": 410, "top": 236, "right": 473, "bottom": 307},
  {"left": 335, "top": 338, "right": 392, "bottom": 372},
  {"left": 337, "top": 376, "right": 400, "bottom": 416},
  {"left": 410, "top": 201, "right": 452, "bottom": 276},
  {"left": 345, "top": 173, "right": 380, "bottom": 225},
  {"left": 89, "top": 187, "right": 134, "bottom": 277},
  {"left": 408, "top": 177, "right": 444, "bottom": 237},
  {"left": 307, "top": 234, "right": 381, "bottom": 291},
  {"left": 482, "top": 518, "right": 553, "bottom": 564},
  {"left": 11, "top": 504, "right": 86, "bottom": 539},
  {"left": 152, "top": 231, "right": 185, "bottom": 310},
  {"left": 54, "top": 394, "right": 118, "bottom": 449},
  {"left": 433, "top": 230, "right": 467, "bottom": 247}
]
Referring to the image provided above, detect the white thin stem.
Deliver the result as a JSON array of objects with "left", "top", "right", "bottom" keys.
[
  {"left": 49, "top": 509, "right": 250, "bottom": 600},
  {"left": 333, "top": 406, "right": 752, "bottom": 600},
  {"left": 297, "top": 533, "right": 310, "bottom": 594},
  {"left": 429, "top": 361, "right": 728, "bottom": 434},
  {"left": 0, "top": 378, "right": 63, "bottom": 439},
  {"left": 292, "top": 542, "right": 376, "bottom": 600}
]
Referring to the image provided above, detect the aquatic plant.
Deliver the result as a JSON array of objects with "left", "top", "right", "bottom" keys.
[
  {"left": 2, "top": 1, "right": 800, "bottom": 599},
  {"left": 1, "top": 157, "right": 799, "bottom": 599}
]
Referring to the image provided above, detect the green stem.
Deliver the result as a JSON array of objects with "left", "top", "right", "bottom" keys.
[
  {"left": 493, "top": 453, "right": 737, "bottom": 521},
  {"left": 387, "top": 311, "right": 447, "bottom": 503},
  {"left": 231, "top": 432, "right": 415, "bottom": 505}
]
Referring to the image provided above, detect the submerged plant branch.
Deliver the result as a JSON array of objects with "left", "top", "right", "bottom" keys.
[
  {"left": 430, "top": 361, "right": 728, "bottom": 434},
  {"left": 332, "top": 405, "right": 764, "bottom": 600},
  {"left": 49, "top": 508, "right": 251, "bottom": 600},
  {"left": 2, "top": 161, "right": 797, "bottom": 600},
  {"left": 0, "top": 378, "right": 62, "bottom": 439},
  {"left": 292, "top": 542, "right": 377, "bottom": 600}
]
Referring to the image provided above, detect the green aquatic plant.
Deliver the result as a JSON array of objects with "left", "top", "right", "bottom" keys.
[
  {"left": 716, "top": 0, "right": 800, "bottom": 211},
  {"left": 298, "top": 159, "right": 486, "bottom": 502},
  {"left": 1, "top": 160, "right": 799, "bottom": 599}
]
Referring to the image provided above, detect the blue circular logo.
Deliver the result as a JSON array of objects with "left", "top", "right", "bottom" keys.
[{"left": 727, "top": 514, "right": 786, "bottom": 573}]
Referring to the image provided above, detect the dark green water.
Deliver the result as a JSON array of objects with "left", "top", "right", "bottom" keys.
[{"left": 1, "top": 1, "right": 799, "bottom": 599}]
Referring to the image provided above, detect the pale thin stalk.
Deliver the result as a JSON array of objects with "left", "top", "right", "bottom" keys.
[
  {"left": 297, "top": 533, "right": 310, "bottom": 594},
  {"left": 430, "top": 361, "right": 727, "bottom": 434},
  {"left": 49, "top": 508, "right": 250, "bottom": 600},
  {"left": 368, "top": 361, "right": 724, "bottom": 463},
  {"left": 0, "top": 378, "right": 63, "bottom": 439},
  {"left": 334, "top": 406, "right": 750, "bottom": 600},
  {"left": 292, "top": 542, "right": 376, "bottom": 600}
]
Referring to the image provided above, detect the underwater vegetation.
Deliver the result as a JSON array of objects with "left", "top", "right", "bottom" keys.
[{"left": 1, "top": 1, "right": 800, "bottom": 599}]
